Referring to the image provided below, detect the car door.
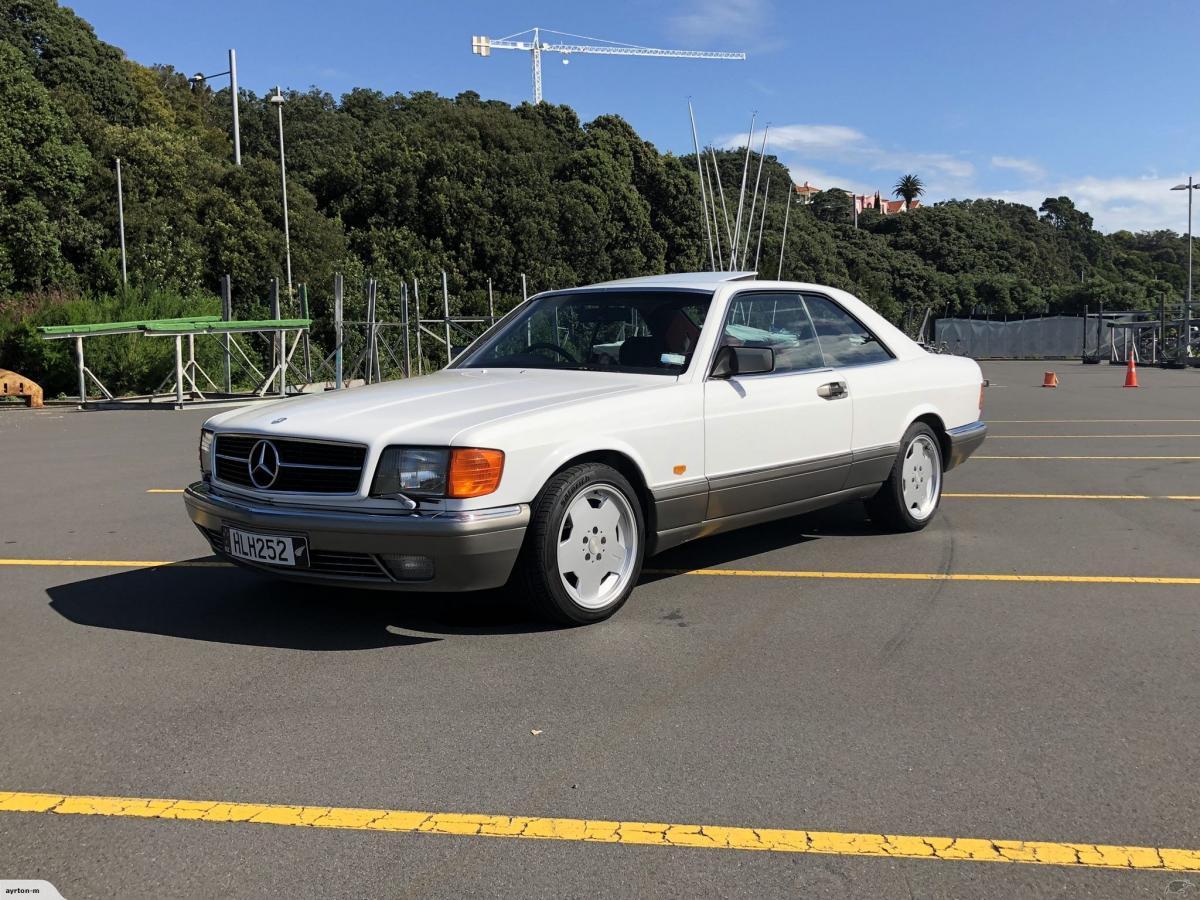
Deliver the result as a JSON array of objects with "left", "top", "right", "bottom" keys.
[
  {"left": 703, "top": 291, "right": 854, "bottom": 519},
  {"left": 802, "top": 293, "right": 904, "bottom": 488}
]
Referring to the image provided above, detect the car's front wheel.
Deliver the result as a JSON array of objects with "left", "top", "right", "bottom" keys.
[
  {"left": 518, "top": 463, "right": 645, "bottom": 625},
  {"left": 866, "top": 422, "right": 944, "bottom": 532}
]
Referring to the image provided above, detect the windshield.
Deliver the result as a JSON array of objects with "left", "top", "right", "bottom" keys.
[{"left": 456, "top": 290, "right": 712, "bottom": 375}]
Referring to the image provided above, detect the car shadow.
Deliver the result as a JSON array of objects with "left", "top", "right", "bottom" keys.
[
  {"left": 640, "top": 502, "right": 880, "bottom": 584},
  {"left": 46, "top": 505, "right": 880, "bottom": 648},
  {"left": 46, "top": 558, "right": 552, "bottom": 650}
]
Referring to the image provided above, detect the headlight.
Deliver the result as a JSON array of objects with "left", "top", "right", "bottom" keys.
[
  {"left": 372, "top": 447, "right": 450, "bottom": 498},
  {"left": 199, "top": 429, "right": 213, "bottom": 478},
  {"left": 371, "top": 447, "right": 503, "bottom": 500}
]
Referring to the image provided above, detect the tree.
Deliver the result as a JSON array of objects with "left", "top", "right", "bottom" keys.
[
  {"left": 810, "top": 189, "right": 853, "bottom": 225},
  {"left": 2, "top": 0, "right": 1195, "bottom": 398},
  {"left": 893, "top": 174, "right": 925, "bottom": 210}
]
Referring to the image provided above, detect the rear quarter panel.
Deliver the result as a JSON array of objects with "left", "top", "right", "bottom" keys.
[{"left": 842, "top": 353, "right": 983, "bottom": 451}]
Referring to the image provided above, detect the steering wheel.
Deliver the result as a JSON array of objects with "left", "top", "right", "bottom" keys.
[{"left": 524, "top": 342, "right": 580, "bottom": 364}]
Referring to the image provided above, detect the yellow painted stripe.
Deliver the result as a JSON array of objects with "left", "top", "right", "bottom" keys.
[
  {"left": 0, "top": 559, "right": 228, "bottom": 568},
  {"left": 990, "top": 434, "right": 1200, "bottom": 439},
  {"left": 646, "top": 568, "right": 1200, "bottom": 586},
  {"left": 0, "top": 790, "right": 1196, "bottom": 872},
  {"left": 977, "top": 455, "right": 1200, "bottom": 461},
  {"left": 4, "top": 559, "right": 1198, "bottom": 585},
  {"left": 146, "top": 488, "right": 184, "bottom": 494},
  {"left": 944, "top": 492, "right": 1200, "bottom": 501}
]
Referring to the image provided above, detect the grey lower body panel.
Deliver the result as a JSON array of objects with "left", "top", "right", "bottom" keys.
[
  {"left": 653, "top": 485, "right": 881, "bottom": 553},
  {"left": 845, "top": 444, "right": 900, "bottom": 489},
  {"left": 945, "top": 421, "right": 988, "bottom": 470},
  {"left": 184, "top": 482, "right": 528, "bottom": 592},
  {"left": 650, "top": 453, "right": 882, "bottom": 555},
  {"left": 706, "top": 453, "right": 853, "bottom": 520}
]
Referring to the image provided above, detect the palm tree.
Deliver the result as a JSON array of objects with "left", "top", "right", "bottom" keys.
[{"left": 893, "top": 174, "right": 925, "bottom": 210}]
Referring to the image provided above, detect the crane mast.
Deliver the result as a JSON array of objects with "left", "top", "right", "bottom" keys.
[{"left": 472, "top": 28, "right": 745, "bottom": 103}]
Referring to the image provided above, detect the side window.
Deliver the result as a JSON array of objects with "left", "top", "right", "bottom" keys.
[
  {"left": 803, "top": 295, "right": 893, "bottom": 367},
  {"left": 720, "top": 293, "right": 825, "bottom": 373}
]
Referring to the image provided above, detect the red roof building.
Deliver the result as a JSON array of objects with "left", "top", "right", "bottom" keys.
[{"left": 790, "top": 181, "right": 921, "bottom": 214}]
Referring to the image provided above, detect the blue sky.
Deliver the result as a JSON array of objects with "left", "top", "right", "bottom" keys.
[{"left": 69, "top": 0, "right": 1198, "bottom": 233}]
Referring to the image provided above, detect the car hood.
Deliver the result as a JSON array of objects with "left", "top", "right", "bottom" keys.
[{"left": 204, "top": 368, "right": 652, "bottom": 447}]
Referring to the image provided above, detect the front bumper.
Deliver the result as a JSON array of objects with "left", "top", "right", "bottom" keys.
[
  {"left": 945, "top": 420, "right": 987, "bottom": 470},
  {"left": 184, "top": 482, "right": 529, "bottom": 591}
]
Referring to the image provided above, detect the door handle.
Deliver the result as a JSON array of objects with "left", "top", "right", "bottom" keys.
[{"left": 817, "top": 380, "right": 848, "bottom": 400}]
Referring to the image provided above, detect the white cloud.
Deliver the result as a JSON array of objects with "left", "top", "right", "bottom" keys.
[
  {"left": 985, "top": 175, "right": 1190, "bottom": 233},
  {"left": 871, "top": 150, "right": 974, "bottom": 181},
  {"left": 713, "top": 120, "right": 1186, "bottom": 233},
  {"left": 786, "top": 166, "right": 873, "bottom": 196},
  {"left": 722, "top": 124, "right": 865, "bottom": 154},
  {"left": 717, "top": 121, "right": 974, "bottom": 192},
  {"left": 668, "top": 0, "right": 771, "bottom": 45},
  {"left": 991, "top": 156, "right": 1046, "bottom": 179}
]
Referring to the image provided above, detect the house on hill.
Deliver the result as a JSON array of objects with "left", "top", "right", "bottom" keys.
[{"left": 792, "top": 181, "right": 921, "bottom": 214}]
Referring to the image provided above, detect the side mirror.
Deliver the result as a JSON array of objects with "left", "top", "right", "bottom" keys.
[{"left": 711, "top": 345, "right": 775, "bottom": 379}]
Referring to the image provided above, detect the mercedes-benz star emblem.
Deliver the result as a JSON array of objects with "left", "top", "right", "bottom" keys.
[{"left": 248, "top": 439, "right": 281, "bottom": 489}]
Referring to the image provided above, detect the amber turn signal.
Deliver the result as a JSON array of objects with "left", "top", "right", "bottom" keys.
[{"left": 447, "top": 448, "right": 505, "bottom": 498}]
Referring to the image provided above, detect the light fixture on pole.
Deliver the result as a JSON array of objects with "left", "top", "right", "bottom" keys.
[
  {"left": 270, "top": 86, "right": 293, "bottom": 302},
  {"left": 188, "top": 49, "right": 241, "bottom": 165},
  {"left": 1170, "top": 177, "right": 1198, "bottom": 364}
]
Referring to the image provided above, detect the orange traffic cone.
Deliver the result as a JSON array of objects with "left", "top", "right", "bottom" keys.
[
  {"left": 1124, "top": 356, "right": 1139, "bottom": 388},
  {"left": 1042, "top": 371, "right": 1058, "bottom": 388}
]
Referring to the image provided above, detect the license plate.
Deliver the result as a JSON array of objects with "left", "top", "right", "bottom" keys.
[{"left": 223, "top": 527, "right": 308, "bottom": 568}]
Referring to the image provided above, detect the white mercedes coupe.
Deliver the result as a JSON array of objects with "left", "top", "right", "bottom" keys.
[{"left": 186, "top": 272, "right": 986, "bottom": 624}]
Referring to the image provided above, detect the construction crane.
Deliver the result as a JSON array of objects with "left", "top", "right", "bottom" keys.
[{"left": 471, "top": 28, "right": 745, "bottom": 104}]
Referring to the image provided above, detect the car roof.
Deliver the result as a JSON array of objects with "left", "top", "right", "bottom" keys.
[{"left": 585, "top": 271, "right": 759, "bottom": 291}]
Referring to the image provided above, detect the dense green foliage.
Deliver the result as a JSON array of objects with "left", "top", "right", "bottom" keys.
[{"left": 0, "top": 0, "right": 1193, "bottom": 393}]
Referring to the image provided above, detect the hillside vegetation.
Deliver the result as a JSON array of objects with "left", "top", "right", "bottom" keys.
[{"left": 0, "top": 0, "right": 1191, "bottom": 392}]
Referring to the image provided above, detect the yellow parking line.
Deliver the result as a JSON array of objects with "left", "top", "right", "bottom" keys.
[
  {"left": 977, "top": 456, "right": 1200, "bottom": 460},
  {"left": 0, "top": 790, "right": 1196, "bottom": 872},
  {"left": 647, "top": 568, "right": 1200, "bottom": 586},
  {"left": 0, "top": 559, "right": 227, "bottom": 568},
  {"left": 990, "top": 434, "right": 1200, "bottom": 439},
  {"left": 146, "top": 488, "right": 184, "bottom": 494},
  {"left": 944, "top": 492, "right": 1200, "bottom": 501},
  {"left": 4, "top": 559, "right": 1198, "bottom": 585}
]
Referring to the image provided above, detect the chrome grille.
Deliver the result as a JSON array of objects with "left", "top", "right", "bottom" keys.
[
  {"left": 197, "top": 526, "right": 391, "bottom": 583},
  {"left": 214, "top": 434, "right": 366, "bottom": 494}
]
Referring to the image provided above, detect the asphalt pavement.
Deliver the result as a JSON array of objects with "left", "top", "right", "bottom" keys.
[{"left": 2, "top": 359, "right": 1199, "bottom": 899}]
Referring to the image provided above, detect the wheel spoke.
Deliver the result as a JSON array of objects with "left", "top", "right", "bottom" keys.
[
  {"left": 593, "top": 495, "right": 622, "bottom": 532},
  {"left": 567, "top": 494, "right": 597, "bottom": 533},
  {"left": 557, "top": 535, "right": 588, "bottom": 573},
  {"left": 572, "top": 564, "right": 604, "bottom": 602}
]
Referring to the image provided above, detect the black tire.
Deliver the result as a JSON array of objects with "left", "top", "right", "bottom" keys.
[
  {"left": 865, "top": 422, "right": 943, "bottom": 532},
  {"left": 516, "top": 463, "right": 646, "bottom": 626}
]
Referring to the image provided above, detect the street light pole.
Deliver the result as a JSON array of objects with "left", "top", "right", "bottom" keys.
[
  {"left": 115, "top": 157, "right": 127, "bottom": 287},
  {"left": 229, "top": 49, "right": 241, "bottom": 165},
  {"left": 271, "top": 86, "right": 293, "bottom": 302},
  {"left": 1170, "top": 177, "right": 1197, "bottom": 364},
  {"left": 189, "top": 49, "right": 241, "bottom": 166}
]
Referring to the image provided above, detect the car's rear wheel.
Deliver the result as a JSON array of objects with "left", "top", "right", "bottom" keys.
[
  {"left": 517, "top": 463, "right": 645, "bottom": 625},
  {"left": 866, "top": 422, "right": 943, "bottom": 532}
]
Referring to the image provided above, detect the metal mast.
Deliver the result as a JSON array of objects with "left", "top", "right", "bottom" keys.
[{"left": 473, "top": 28, "right": 745, "bottom": 104}]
